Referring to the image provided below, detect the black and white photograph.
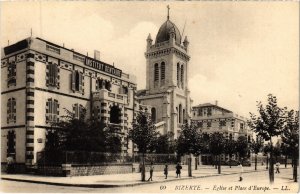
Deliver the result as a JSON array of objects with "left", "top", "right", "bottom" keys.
[{"left": 0, "top": 1, "right": 299, "bottom": 193}]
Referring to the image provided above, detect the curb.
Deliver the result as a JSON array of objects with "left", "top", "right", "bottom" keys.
[{"left": 1, "top": 169, "right": 268, "bottom": 188}]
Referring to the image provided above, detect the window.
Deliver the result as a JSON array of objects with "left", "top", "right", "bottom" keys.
[
  {"left": 47, "top": 62, "right": 59, "bottom": 87},
  {"left": 46, "top": 44, "right": 60, "bottom": 54},
  {"left": 96, "top": 78, "right": 104, "bottom": 90},
  {"left": 71, "top": 70, "right": 83, "bottom": 93},
  {"left": 105, "top": 80, "right": 112, "bottom": 91},
  {"left": 179, "top": 104, "right": 182, "bottom": 123},
  {"left": 161, "top": 62, "right": 165, "bottom": 81},
  {"left": 110, "top": 105, "right": 121, "bottom": 124},
  {"left": 198, "top": 108, "right": 203, "bottom": 116},
  {"left": 207, "top": 107, "right": 212, "bottom": 116},
  {"left": 177, "top": 63, "right": 180, "bottom": 87},
  {"left": 176, "top": 107, "right": 178, "bottom": 123},
  {"left": 181, "top": 65, "right": 184, "bottom": 88},
  {"left": 7, "top": 98, "right": 16, "bottom": 123},
  {"left": 151, "top": 107, "right": 156, "bottom": 122},
  {"left": 154, "top": 63, "right": 159, "bottom": 81},
  {"left": 46, "top": 98, "right": 59, "bottom": 123},
  {"left": 231, "top": 120, "right": 235, "bottom": 128},
  {"left": 7, "top": 131, "right": 16, "bottom": 156},
  {"left": 73, "top": 103, "right": 84, "bottom": 119},
  {"left": 207, "top": 122, "right": 211, "bottom": 128},
  {"left": 7, "top": 62, "right": 16, "bottom": 87},
  {"left": 240, "top": 123, "right": 244, "bottom": 130},
  {"left": 120, "top": 85, "right": 128, "bottom": 94},
  {"left": 198, "top": 122, "right": 203, "bottom": 128},
  {"left": 219, "top": 120, "right": 226, "bottom": 127}
]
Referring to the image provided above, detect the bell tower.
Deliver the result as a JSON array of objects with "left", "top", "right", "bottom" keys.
[{"left": 138, "top": 6, "right": 192, "bottom": 138}]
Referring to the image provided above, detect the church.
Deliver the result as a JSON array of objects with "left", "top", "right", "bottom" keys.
[{"left": 137, "top": 9, "right": 193, "bottom": 139}]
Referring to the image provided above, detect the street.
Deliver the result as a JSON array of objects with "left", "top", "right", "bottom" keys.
[{"left": 1, "top": 168, "right": 298, "bottom": 193}]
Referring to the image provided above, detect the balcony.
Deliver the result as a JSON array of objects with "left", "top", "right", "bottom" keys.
[{"left": 93, "top": 89, "right": 127, "bottom": 104}]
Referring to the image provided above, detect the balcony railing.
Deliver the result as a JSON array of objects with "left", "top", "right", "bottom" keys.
[{"left": 93, "top": 89, "right": 127, "bottom": 104}]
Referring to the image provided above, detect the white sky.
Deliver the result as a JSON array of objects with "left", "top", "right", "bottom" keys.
[{"left": 1, "top": 1, "right": 299, "bottom": 117}]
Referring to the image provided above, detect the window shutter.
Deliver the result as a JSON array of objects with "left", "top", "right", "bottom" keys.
[
  {"left": 12, "top": 63, "right": 16, "bottom": 76},
  {"left": 12, "top": 99, "right": 16, "bottom": 113},
  {"left": 46, "top": 64, "right": 49, "bottom": 86},
  {"left": 79, "top": 72, "right": 83, "bottom": 92},
  {"left": 81, "top": 74, "right": 84, "bottom": 94},
  {"left": 71, "top": 71, "right": 76, "bottom": 91},
  {"left": 54, "top": 64, "right": 58, "bottom": 85},
  {"left": 96, "top": 79, "right": 99, "bottom": 90}
]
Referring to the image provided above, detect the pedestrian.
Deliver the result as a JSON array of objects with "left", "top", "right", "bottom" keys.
[
  {"left": 176, "top": 162, "right": 182, "bottom": 178},
  {"left": 238, "top": 162, "right": 243, "bottom": 181},
  {"left": 6, "top": 155, "right": 14, "bottom": 174},
  {"left": 164, "top": 164, "right": 168, "bottom": 179},
  {"left": 148, "top": 162, "right": 154, "bottom": 181},
  {"left": 275, "top": 161, "right": 280, "bottom": 173}
]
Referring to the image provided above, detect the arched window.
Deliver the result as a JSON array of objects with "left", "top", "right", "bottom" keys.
[
  {"left": 179, "top": 104, "right": 182, "bottom": 123},
  {"left": 161, "top": 62, "right": 165, "bottom": 81},
  {"left": 181, "top": 65, "right": 184, "bottom": 88},
  {"left": 154, "top": 63, "right": 159, "bottom": 81},
  {"left": 110, "top": 105, "right": 121, "bottom": 124},
  {"left": 151, "top": 107, "right": 156, "bottom": 122},
  {"left": 177, "top": 63, "right": 180, "bottom": 87}
]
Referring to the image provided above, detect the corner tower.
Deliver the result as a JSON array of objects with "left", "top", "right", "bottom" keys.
[{"left": 137, "top": 6, "right": 192, "bottom": 139}]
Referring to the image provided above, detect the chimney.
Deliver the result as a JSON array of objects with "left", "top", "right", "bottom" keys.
[
  {"left": 215, "top": 100, "right": 218, "bottom": 106},
  {"left": 94, "top": 50, "right": 100, "bottom": 60}
]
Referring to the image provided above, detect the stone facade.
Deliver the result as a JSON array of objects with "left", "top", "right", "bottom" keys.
[
  {"left": 1, "top": 37, "right": 137, "bottom": 166},
  {"left": 191, "top": 102, "right": 252, "bottom": 140}
]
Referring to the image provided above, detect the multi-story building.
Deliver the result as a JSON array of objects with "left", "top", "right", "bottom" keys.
[
  {"left": 192, "top": 102, "right": 252, "bottom": 164},
  {"left": 1, "top": 37, "right": 137, "bottom": 167},
  {"left": 137, "top": 12, "right": 193, "bottom": 139},
  {"left": 192, "top": 102, "right": 251, "bottom": 141}
]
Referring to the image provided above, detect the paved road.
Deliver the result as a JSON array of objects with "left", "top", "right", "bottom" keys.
[{"left": 1, "top": 168, "right": 298, "bottom": 193}]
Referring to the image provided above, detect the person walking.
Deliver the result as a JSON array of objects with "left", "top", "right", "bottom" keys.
[
  {"left": 176, "top": 162, "right": 182, "bottom": 178},
  {"left": 148, "top": 162, "right": 154, "bottom": 181},
  {"left": 6, "top": 155, "right": 14, "bottom": 174},
  {"left": 238, "top": 162, "right": 243, "bottom": 181},
  {"left": 275, "top": 161, "right": 280, "bottom": 173},
  {"left": 164, "top": 164, "right": 168, "bottom": 179}
]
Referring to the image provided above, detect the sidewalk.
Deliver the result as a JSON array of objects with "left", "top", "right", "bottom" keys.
[{"left": 1, "top": 165, "right": 271, "bottom": 188}]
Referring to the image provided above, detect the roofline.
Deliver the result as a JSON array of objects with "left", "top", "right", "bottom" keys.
[{"left": 193, "top": 104, "right": 233, "bottom": 113}]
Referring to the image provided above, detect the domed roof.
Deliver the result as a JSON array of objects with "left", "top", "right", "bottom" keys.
[{"left": 155, "top": 20, "right": 182, "bottom": 44}]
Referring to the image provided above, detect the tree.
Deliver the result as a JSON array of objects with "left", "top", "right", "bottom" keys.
[
  {"left": 224, "top": 138, "right": 236, "bottom": 168},
  {"left": 177, "top": 122, "right": 202, "bottom": 177},
  {"left": 209, "top": 132, "right": 225, "bottom": 174},
  {"left": 43, "top": 108, "right": 122, "bottom": 164},
  {"left": 129, "top": 111, "right": 158, "bottom": 181},
  {"left": 251, "top": 136, "right": 263, "bottom": 170},
  {"left": 282, "top": 110, "right": 299, "bottom": 182},
  {"left": 280, "top": 143, "right": 290, "bottom": 168},
  {"left": 262, "top": 143, "right": 271, "bottom": 170},
  {"left": 248, "top": 94, "right": 286, "bottom": 183},
  {"left": 273, "top": 141, "right": 282, "bottom": 162},
  {"left": 151, "top": 131, "right": 175, "bottom": 154},
  {"left": 236, "top": 136, "right": 249, "bottom": 163}
]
